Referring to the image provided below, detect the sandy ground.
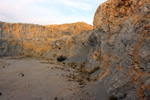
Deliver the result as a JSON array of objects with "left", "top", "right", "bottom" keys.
[
  {"left": 0, "top": 57, "right": 92, "bottom": 100},
  {"left": 0, "top": 57, "right": 103, "bottom": 100}
]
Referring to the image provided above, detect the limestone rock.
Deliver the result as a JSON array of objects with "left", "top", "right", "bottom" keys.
[
  {"left": 0, "top": 22, "right": 93, "bottom": 58},
  {"left": 93, "top": 0, "right": 150, "bottom": 31}
]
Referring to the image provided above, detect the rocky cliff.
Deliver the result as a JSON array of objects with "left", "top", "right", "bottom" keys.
[
  {"left": 88, "top": 0, "right": 150, "bottom": 99},
  {"left": 93, "top": 0, "right": 150, "bottom": 31},
  {"left": 0, "top": 0, "right": 150, "bottom": 100},
  {"left": 0, "top": 22, "right": 93, "bottom": 59}
]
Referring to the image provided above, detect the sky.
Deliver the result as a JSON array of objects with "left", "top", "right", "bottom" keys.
[{"left": 0, "top": 0, "right": 107, "bottom": 25}]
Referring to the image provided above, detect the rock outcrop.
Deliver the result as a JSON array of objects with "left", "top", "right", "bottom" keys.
[
  {"left": 0, "top": 22, "right": 93, "bottom": 59},
  {"left": 0, "top": 0, "right": 150, "bottom": 100},
  {"left": 93, "top": 0, "right": 150, "bottom": 31},
  {"left": 88, "top": 0, "right": 150, "bottom": 99}
]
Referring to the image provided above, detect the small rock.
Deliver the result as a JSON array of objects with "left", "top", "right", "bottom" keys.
[
  {"left": 73, "top": 93, "right": 76, "bottom": 95},
  {"left": 79, "top": 82, "right": 83, "bottom": 85},
  {"left": 54, "top": 97, "right": 58, "bottom": 100},
  {"left": 66, "top": 69, "right": 70, "bottom": 72},
  {"left": 61, "top": 67, "right": 63, "bottom": 69},
  {"left": 79, "top": 85, "right": 84, "bottom": 88},
  {"left": 21, "top": 73, "right": 24, "bottom": 77},
  {"left": 85, "top": 92, "right": 89, "bottom": 95},
  {"left": 0, "top": 92, "right": 2, "bottom": 96}
]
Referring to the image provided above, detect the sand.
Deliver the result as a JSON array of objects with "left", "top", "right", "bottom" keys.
[
  {"left": 0, "top": 57, "right": 102, "bottom": 100},
  {"left": 0, "top": 57, "right": 83, "bottom": 100}
]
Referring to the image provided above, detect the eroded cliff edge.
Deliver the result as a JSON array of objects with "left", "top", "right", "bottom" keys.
[
  {"left": 0, "top": 22, "right": 93, "bottom": 61},
  {"left": 0, "top": 0, "right": 150, "bottom": 99}
]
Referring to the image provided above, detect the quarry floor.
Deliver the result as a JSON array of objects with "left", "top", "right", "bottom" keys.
[{"left": 0, "top": 57, "right": 103, "bottom": 100}]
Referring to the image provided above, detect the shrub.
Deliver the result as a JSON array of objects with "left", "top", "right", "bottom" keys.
[
  {"left": 119, "top": 93, "right": 127, "bottom": 99},
  {"left": 68, "top": 62, "right": 77, "bottom": 69},
  {"left": 25, "top": 55, "right": 33, "bottom": 58},
  {"left": 81, "top": 68, "right": 89, "bottom": 74},
  {"left": 57, "top": 55, "right": 67, "bottom": 62},
  {"left": 92, "top": 77, "right": 98, "bottom": 81},
  {"left": 53, "top": 54, "right": 57, "bottom": 57},
  {"left": 76, "top": 78, "right": 83, "bottom": 82},
  {"left": 88, "top": 66, "right": 100, "bottom": 74},
  {"left": 109, "top": 95, "right": 118, "bottom": 100},
  {"left": 84, "top": 75, "right": 90, "bottom": 81},
  {"left": 80, "top": 62, "right": 85, "bottom": 69}
]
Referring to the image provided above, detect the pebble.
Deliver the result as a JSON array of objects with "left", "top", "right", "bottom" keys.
[
  {"left": 79, "top": 82, "right": 83, "bottom": 85},
  {"left": 54, "top": 97, "right": 58, "bottom": 100},
  {"left": 79, "top": 85, "right": 84, "bottom": 88},
  {"left": 21, "top": 73, "right": 24, "bottom": 77}
]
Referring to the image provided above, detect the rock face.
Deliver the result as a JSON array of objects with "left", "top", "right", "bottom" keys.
[
  {"left": 0, "top": 0, "right": 150, "bottom": 100},
  {"left": 45, "top": 22, "right": 93, "bottom": 35},
  {"left": 89, "top": 0, "right": 150, "bottom": 99},
  {"left": 0, "top": 22, "right": 93, "bottom": 59},
  {"left": 93, "top": 0, "right": 150, "bottom": 31}
]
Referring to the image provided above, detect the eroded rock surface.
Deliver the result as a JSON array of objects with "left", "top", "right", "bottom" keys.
[
  {"left": 89, "top": 0, "right": 150, "bottom": 99},
  {"left": 93, "top": 0, "right": 150, "bottom": 31},
  {"left": 0, "top": 22, "right": 93, "bottom": 60}
]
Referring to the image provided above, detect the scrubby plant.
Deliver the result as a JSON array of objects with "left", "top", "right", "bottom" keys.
[
  {"left": 88, "top": 66, "right": 100, "bottom": 74},
  {"left": 84, "top": 75, "right": 90, "bottom": 81},
  {"left": 92, "top": 77, "right": 98, "bottom": 81},
  {"left": 53, "top": 54, "right": 57, "bottom": 57},
  {"left": 25, "top": 55, "right": 33, "bottom": 58},
  {"left": 62, "top": 62, "right": 65, "bottom": 65},
  {"left": 80, "top": 62, "right": 85, "bottom": 69},
  {"left": 76, "top": 78, "right": 83, "bottom": 82},
  {"left": 119, "top": 93, "right": 127, "bottom": 99},
  {"left": 109, "top": 95, "right": 118, "bottom": 100},
  {"left": 57, "top": 55, "right": 67, "bottom": 62},
  {"left": 67, "top": 61, "right": 100, "bottom": 82},
  {"left": 81, "top": 68, "right": 89, "bottom": 74},
  {"left": 68, "top": 61, "right": 77, "bottom": 69}
]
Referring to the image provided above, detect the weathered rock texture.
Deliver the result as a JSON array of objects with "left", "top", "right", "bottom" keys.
[
  {"left": 93, "top": 0, "right": 150, "bottom": 31},
  {"left": 89, "top": 0, "right": 150, "bottom": 99},
  {"left": 0, "top": 22, "right": 93, "bottom": 59},
  {"left": 0, "top": 0, "right": 150, "bottom": 99}
]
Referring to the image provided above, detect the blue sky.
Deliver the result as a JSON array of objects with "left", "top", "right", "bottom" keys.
[{"left": 0, "top": 0, "right": 107, "bottom": 25}]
